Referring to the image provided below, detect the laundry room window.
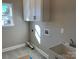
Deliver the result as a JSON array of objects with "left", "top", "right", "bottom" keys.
[{"left": 2, "top": 3, "right": 14, "bottom": 26}]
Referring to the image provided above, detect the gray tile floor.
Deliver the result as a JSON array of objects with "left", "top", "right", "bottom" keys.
[{"left": 2, "top": 47, "right": 46, "bottom": 59}]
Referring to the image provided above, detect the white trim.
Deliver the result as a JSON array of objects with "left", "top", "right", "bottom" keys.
[
  {"left": 2, "top": 43, "right": 26, "bottom": 53},
  {"left": 32, "top": 44, "right": 49, "bottom": 59}
]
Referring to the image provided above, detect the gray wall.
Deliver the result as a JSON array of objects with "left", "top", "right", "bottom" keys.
[
  {"left": 2, "top": 0, "right": 29, "bottom": 48},
  {"left": 30, "top": 0, "right": 76, "bottom": 59}
]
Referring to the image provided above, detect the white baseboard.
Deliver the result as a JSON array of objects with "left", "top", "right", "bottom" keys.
[
  {"left": 32, "top": 44, "right": 49, "bottom": 59},
  {"left": 2, "top": 43, "right": 26, "bottom": 53}
]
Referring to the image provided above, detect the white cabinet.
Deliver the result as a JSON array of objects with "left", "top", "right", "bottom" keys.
[
  {"left": 23, "top": 0, "right": 35, "bottom": 21},
  {"left": 35, "top": 0, "right": 42, "bottom": 21},
  {"left": 23, "top": 0, "right": 51, "bottom": 21},
  {"left": 29, "top": 0, "right": 36, "bottom": 21}
]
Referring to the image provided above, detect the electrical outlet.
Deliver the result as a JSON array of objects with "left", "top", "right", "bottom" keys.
[
  {"left": 32, "top": 29, "right": 33, "bottom": 32},
  {"left": 45, "top": 29, "right": 48, "bottom": 34}
]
